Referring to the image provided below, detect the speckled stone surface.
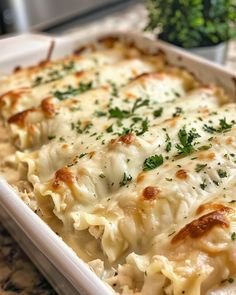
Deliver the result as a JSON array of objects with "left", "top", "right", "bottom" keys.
[
  {"left": 0, "top": 3, "right": 235, "bottom": 295},
  {"left": 0, "top": 226, "right": 56, "bottom": 294}
]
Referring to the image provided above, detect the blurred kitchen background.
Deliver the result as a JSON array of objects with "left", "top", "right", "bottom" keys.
[
  {"left": 0, "top": 0, "right": 144, "bottom": 35},
  {"left": 0, "top": 0, "right": 235, "bottom": 67}
]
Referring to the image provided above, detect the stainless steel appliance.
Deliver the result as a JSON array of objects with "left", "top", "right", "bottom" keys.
[{"left": 0, "top": 0, "right": 141, "bottom": 35}]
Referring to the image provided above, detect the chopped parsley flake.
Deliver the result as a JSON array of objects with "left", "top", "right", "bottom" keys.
[
  {"left": 218, "top": 117, "right": 234, "bottom": 132},
  {"left": 198, "top": 144, "right": 212, "bottom": 151},
  {"left": 79, "top": 153, "right": 87, "bottom": 158},
  {"left": 203, "top": 118, "right": 234, "bottom": 134},
  {"left": 172, "top": 107, "right": 183, "bottom": 117},
  {"left": 143, "top": 154, "right": 164, "bottom": 171},
  {"left": 53, "top": 82, "right": 92, "bottom": 100},
  {"left": 217, "top": 169, "right": 227, "bottom": 178},
  {"left": 108, "top": 81, "right": 119, "bottom": 97},
  {"left": 166, "top": 141, "right": 172, "bottom": 152},
  {"left": 176, "top": 127, "right": 200, "bottom": 156},
  {"left": 95, "top": 111, "right": 106, "bottom": 117},
  {"left": 119, "top": 172, "right": 132, "bottom": 186},
  {"left": 131, "top": 98, "right": 149, "bottom": 113},
  {"left": 231, "top": 232, "right": 236, "bottom": 241},
  {"left": 106, "top": 125, "right": 113, "bottom": 133},
  {"left": 153, "top": 107, "right": 163, "bottom": 118},
  {"left": 200, "top": 179, "right": 207, "bottom": 190},
  {"left": 48, "top": 135, "right": 56, "bottom": 140},
  {"left": 135, "top": 118, "right": 149, "bottom": 135},
  {"left": 195, "top": 163, "right": 207, "bottom": 173},
  {"left": 109, "top": 107, "right": 130, "bottom": 119}
]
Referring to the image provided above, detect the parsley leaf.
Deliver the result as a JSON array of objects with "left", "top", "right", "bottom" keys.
[
  {"left": 131, "top": 98, "right": 149, "bottom": 113},
  {"left": 135, "top": 118, "right": 149, "bottom": 135},
  {"left": 218, "top": 117, "right": 234, "bottom": 132},
  {"left": 153, "top": 107, "right": 163, "bottom": 118},
  {"left": 198, "top": 144, "right": 212, "bottom": 151},
  {"left": 48, "top": 135, "right": 56, "bottom": 140},
  {"left": 53, "top": 82, "right": 92, "bottom": 100},
  {"left": 95, "top": 111, "right": 106, "bottom": 117},
  {"left": 143, "top": 154, "right": 164, "bottom": 171},
  {"left": 176, "top": 127, "right": 200, "bottom": 156},
  {"left": 172, "top": 107, "right": 183, "bottom": 117},
  {"left": 106, "top": 124, "right": 113, "bottom": 133},
  {"left": 200, "top": 179, "right": 207, "bottom": 190},
  {"left": 231, "top": 232, "right": 236, "bottom": 241},
  {"left": 166, "top": 141, "right": 172, "bottom": 152},
  {"left": 195, "top": 163, "right": 207, "bottom": 173},
  {"left": 203, "top": 118, "right": 234, "bottom": 134},
  {"left": 119, "top": 173, "right": 132, "bottom": 186},
  {"left": 217, "top": 169, "right": 227, "bottom": 178},
  {"left": 109, "top": 107, "right": 130, "bottom": 119}
]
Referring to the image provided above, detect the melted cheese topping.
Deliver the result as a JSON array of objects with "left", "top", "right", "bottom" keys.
[{"left": 0, "top": 37, "right": 236, "bottom": 295}]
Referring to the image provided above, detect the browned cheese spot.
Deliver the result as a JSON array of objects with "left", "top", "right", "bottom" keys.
[
  {"left": 8, "top": 108, "right": 36, "bottom": 127},
  {"left": 41, "top": 97, "right": 56, "bottom": 118},
  {"left": 171, "top": 208, "right": 233, "bottom": 244},
  {"left": 142, "top": 186, "right": 160, "bottom": 201},
  {"left": 52, "top": 167, "right": 74, "bottom": 189},
  {"left": 175, "top": 169, "right": 188, "bottom": 180},
  {"left": 119, "top": 133, "right": 135, "bottom": 145}
]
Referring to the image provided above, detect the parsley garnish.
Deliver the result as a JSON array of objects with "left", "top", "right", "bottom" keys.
[
  {"left": 172, "top": 107, "right": 183, "bottom": 117},
  {"left": 165, "top": 133, "right": 172, "bottom": 152},
  {"left": 109, "top": 98, "right": 149, "bottom": 120},
  {"left": 108, "top": 81, "right": 118, "bottom": 97},
  {"left": 95, "top": 111, "right": 106, "bottom": 117},
  {"left": 198, "top": 144, "right": 212, "bottom": 151},
  {"left": 119, "top": 173, "right": 132, "bottom": 186},
  {"left": 53, "top": 82, "right": 92, "bottom": 100},
  {"left": 203, "top": 124, "right": 217, "bottom": 134},
  {"left": 217, "top": 169, "right": 227, "bottom": 178},
  {"left": 166, "top": 141, "right": 172, "bottom": 152},
  {"left": 218, "top": 117, "right": 233, "bottom": 132},
  {"left": 32, "top": 76, "right": 43, "bottom": 87},
  {"left": 131, "top": 98, "right": 149, "bottom": 113},
  {"left": 203, "top": 118, "right": 234, "bottom": 134},
  {"left": 200, "top": 179, "right": 207, "bottom": 190},
  {"left": 109, "top": 107, "right": 130, "bottom": 119},
  {"left": 195, "top": 163, "right": 207, "bottom": 173},
  {"left": 135, "top": 118, "right": 149, "bottom": 135},
  {"left": 143, "top": 154, "right": 164, "bottom": 171},
  {"left": 106, "top": 124, "right": 113, "bottom": 133},
  {"left": 48, "top": 135, "right": 56, "bottom": 140},
  {"left": 231, "top": 232, "right": 236, "bottom": 241},
  {"left": 176, "top": 127, "right": 200, "bottom": 156},
  {"left": 153, "top": 107, "right": 163, "bottom": 118}
]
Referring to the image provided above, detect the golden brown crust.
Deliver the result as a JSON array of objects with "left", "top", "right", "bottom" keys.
[
  {"left": 142, "top": 186, "right": 160, "bottom": 201},
  {"left": 175, "top": 169, "right": 188, "bottom": 180},
  {"left": 118, "top": 133, "right": 135, "bottom": 145},
  {"left": 8, "top": 108, "right": 36, "bottom": 127},
  {"left": 196, "top": 203, "right": 231, "bottom": 215},
  {"left": 41, "top": 97, "right": 56, "bottom": 118},
  {"left": 0, "top": 88, "right": 30, "bottom": 110},
  {"left": 52, "top": 167, "right": 74, "bottom": 189},
  {"left": 171, "top": 207, "right": 234, "bottom": 244}
]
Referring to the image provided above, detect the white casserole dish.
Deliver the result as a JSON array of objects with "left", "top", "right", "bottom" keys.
[{"left": 0, "top": 31, "right": 236, "bottom": 295}]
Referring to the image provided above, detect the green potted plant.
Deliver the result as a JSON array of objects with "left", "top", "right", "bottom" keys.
[{"left": 145, "top": 0, "right": 236, "bottom": 64}]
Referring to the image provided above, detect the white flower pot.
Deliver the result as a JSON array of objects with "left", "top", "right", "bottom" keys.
[{"left": 187, "top": 42, "right": 228, "bottom": 64}]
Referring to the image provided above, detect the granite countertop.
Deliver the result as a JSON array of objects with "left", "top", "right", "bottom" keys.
[{"left": 0, "top": 3, "right": 235, "bottom": 295}]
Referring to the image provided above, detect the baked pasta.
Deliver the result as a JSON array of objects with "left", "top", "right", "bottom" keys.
[{"left": 0, "top": 36, "right": 236, "bottom": 295}]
